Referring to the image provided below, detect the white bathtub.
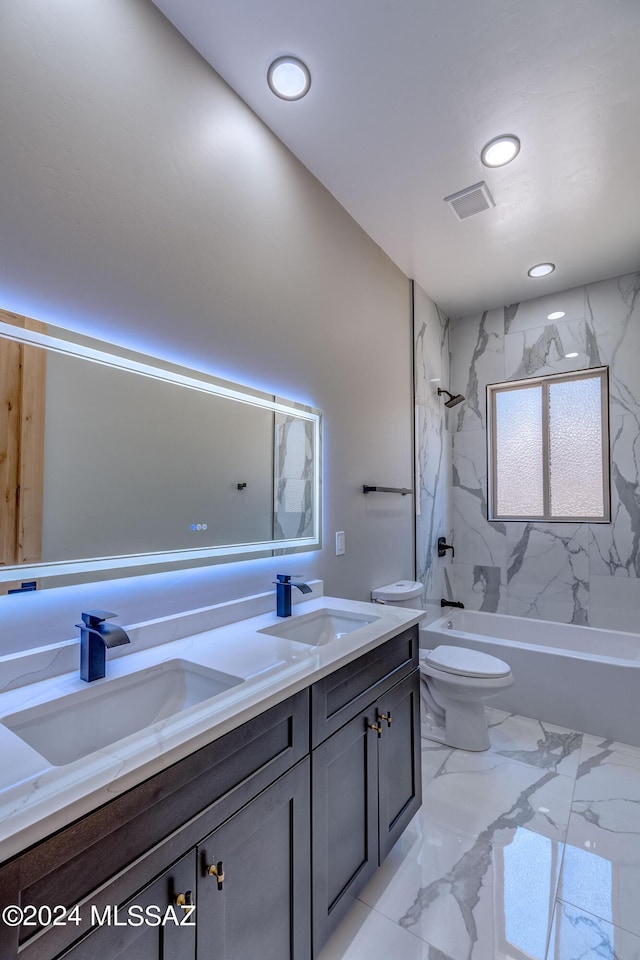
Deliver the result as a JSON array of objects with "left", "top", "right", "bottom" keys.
[{"left": 421, "top": 609, "right": 640, "bottom": 746}]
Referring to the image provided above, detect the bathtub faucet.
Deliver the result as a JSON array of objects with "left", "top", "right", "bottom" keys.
[{"left": 441, "top": 598, "right": 464, "bottom": 609}]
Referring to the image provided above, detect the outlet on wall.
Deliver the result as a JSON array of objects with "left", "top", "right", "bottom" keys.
[{"left": 335, "top": 531, "right": 345, "bottom": 556}]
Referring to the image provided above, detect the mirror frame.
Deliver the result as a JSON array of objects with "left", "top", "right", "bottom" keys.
[{"left": 0, "top": 317, "right": 322, "bottom": 586}]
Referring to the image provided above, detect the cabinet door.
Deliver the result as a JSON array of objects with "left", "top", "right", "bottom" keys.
[
  {"left": 57, "top": 852, "right": 196, "bottom": 960},
  {"left": 196, "top": 759, "right": 310, "bottom": 960},
  {"left": 377, "top": 669, "right": 422, "bottom": 862},
  {"left": 311, "top": 707, "right": 379, "bottom": 955}
]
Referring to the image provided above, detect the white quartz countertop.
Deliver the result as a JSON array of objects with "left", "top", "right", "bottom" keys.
[{"left": 0, "top": 595, "right": 424, "bottom": 863}]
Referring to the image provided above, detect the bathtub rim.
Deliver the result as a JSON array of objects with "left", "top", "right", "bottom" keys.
[{"left": 421, "top": 608, "right": 640, "bottom": 669}]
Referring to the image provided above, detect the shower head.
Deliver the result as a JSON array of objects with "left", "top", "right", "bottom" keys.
[{"left": 437, "top": 388, "right": 465, "bottom": 408}]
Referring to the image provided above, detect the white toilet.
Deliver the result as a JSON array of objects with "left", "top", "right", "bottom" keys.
[
  {"left": 371, "top": 580, "right": 513, "bottom": 751},
  {"left": 419, "top": 645, "right": 513, "bottom": 751}
]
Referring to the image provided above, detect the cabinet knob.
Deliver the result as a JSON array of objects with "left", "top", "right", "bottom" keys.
[
  {"left": 207, "top": 860, "right": 225, "bottom": 890},
  {"left": 379, "top": 710, "right": 392, "bottom": 727},
  {"left": 367, "top": 720, "right": 383, "bottom": 738},
  {"left": 175, "top": 890, "right": 193, "bottom": 909}
]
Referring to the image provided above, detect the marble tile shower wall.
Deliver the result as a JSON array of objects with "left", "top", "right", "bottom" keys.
[
  {"left": 413, "top": 283, "right": 453, "bottom": 623},
  {"left": 444, "top": 271, "right": 640, "bottom": 629}
]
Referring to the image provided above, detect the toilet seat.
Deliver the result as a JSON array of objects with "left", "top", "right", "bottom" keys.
[{"left": 421, "top": 645, "right": 511, "bottom": 679}]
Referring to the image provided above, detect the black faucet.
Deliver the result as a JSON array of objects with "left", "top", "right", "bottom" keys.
[
  {"left": 437, "top": 536, "right": 455, "bottom": 558},
  {"left": 274, "top": 574, "right": 312, "bottom": 618},
  {"left": 440, "top": 598, "right": 465, "bottom": 609},
  {"left": 76, "top": 610, "right": 131, "bottom": 682}
]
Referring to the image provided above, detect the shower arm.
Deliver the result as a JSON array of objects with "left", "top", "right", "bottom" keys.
[{"left": 437, "top": 387, "right": 465, "bottom": 408}]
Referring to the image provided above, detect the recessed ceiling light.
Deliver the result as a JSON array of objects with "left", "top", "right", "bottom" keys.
[
  {"left": 565, "top": 352, "right": 579, "bottom": 358},
  {"left": 480, "top": 135, "right": 521, "bottom": 168},
  {"left": 547, "top": 311, "right": 566, "bottom": 320},
  {"left": 267, "top": 56, "right": 311, "bottom": 100},
  {"left": 528, "top": 263, "right": 555, "bottom": 278}
]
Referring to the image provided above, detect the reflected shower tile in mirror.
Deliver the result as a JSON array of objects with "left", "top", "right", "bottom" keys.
[{"left": 273, "top": 412, "right": 315, "bottom": 540}]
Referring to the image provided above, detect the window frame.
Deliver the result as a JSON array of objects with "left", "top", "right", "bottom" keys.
[{"left": 486, "top": 366, "right": 610, "bottom": 523}]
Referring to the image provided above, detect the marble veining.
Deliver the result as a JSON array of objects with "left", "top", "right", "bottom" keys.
[
  {"left": 414, "top": 282, "right": 452, "bottom": 621},
  {"left": 319, "top": 708, "right": 640, "bottom": 960},
  {"left": 273, "top": 409, "right": 315, "bottom": 541},
  {"left": 548, "top": 900, "right": 640, "bottom": 960},
  {"left": 451, "top": 307, "right": 503, "bottom": 436},
  {"left": 504, "top": 319, "right": 588, "bottom": 381},
  {"left": 398, "top": 763, "right": 560, "bottom": 897},
  {"left": 415, "top": 271, "right": 640, "bottom": 628},
  {"left": 487, "top": 710, "right": 583, "bottom": 777},
  {"left": 506, "top": 523, "right": 590, "bottom": 625},
  {"left": 503, "top": 302, "right": 519, "bottom": 336},
  {"left": 473, "top": 565, "right": 501, "bottom": 612}
]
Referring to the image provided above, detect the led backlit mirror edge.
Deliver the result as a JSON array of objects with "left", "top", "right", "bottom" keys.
[{"left": 0, "top": 318, "right": 322, "bottom": 586}]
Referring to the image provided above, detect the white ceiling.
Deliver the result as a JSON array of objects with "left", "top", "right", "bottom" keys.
[{"left": 151, "top": 0, "right": 640, "bottom": 318}]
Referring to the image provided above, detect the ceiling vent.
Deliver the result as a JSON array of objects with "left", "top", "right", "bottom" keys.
[{"left": 444, "top": 181, "right": 495, "bottom": 221}]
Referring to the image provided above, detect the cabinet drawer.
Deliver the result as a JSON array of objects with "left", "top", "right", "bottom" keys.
[
  {"left": 1, "top": 690, "right": 309, "bottom": 960},
  {"left": 311, "top": 626, "right": 418, "bottom": 747}
]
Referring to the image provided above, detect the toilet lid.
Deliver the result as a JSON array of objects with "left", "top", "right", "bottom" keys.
[
  {"left": 371, "top": 580, "right": 423, "bottom": 602},
  {"left": 422, "top": 645, "right": 511, "bottom": 679}
]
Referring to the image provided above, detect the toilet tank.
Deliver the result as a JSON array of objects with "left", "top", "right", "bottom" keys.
[{"left": 371, "top": 580, "right": 423, "bottom": 608}]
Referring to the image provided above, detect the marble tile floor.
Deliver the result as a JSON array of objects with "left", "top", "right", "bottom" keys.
[{"left": 317, "top": 707, "right": 640, "bottom": 960}]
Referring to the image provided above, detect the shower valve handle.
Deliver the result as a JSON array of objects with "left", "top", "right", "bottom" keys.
[{"left": 437, "top": 537, "right": 454, "bottom": 558}]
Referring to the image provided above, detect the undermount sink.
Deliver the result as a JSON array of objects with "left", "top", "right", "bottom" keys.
[
  {"left": 2, "top": 659, "right": 242, "bottom": 767},
  {"left": 258, "top": 608, "right": 380, "bottom": 646}
]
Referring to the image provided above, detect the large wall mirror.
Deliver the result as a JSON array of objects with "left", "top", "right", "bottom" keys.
[{"left": 0, "top": 309, "right": 322, "bottom": 591}]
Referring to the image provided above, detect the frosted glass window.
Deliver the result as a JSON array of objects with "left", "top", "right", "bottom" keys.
[
  {"left": 488, "top": 367, "right": 609, "bottom": 522},
  {"left": 549, "top": 378, "right": 603, "bottom": 517},
  {"left": 494, "top": 386, "right": 544, "bottom": 516}
]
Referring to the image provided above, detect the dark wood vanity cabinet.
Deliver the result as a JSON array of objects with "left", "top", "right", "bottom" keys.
[
  {"left": 311, "top": 663, "right": 421, "bottom": 953},
  {"left": 0, "top": 691, "right": 309, "bottom": 960},
  {"left": 0, "top": 624, "right": 420, "bottom": 960}
]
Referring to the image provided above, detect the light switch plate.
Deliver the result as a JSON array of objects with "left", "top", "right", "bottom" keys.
[{"left": 335, "top": 531, "right": 345, "bottom": 556}]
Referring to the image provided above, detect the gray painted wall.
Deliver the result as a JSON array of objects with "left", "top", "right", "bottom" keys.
[{"left": 0, "top": 0, "right": 414, "bottom": 649}]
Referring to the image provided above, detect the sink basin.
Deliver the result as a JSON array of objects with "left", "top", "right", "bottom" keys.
[
  {"left": 258, "top": 608, "right": 380, "bottom": 646},
  {"left": 2, "top": 659, "right": 242, "bottom": 767}
]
